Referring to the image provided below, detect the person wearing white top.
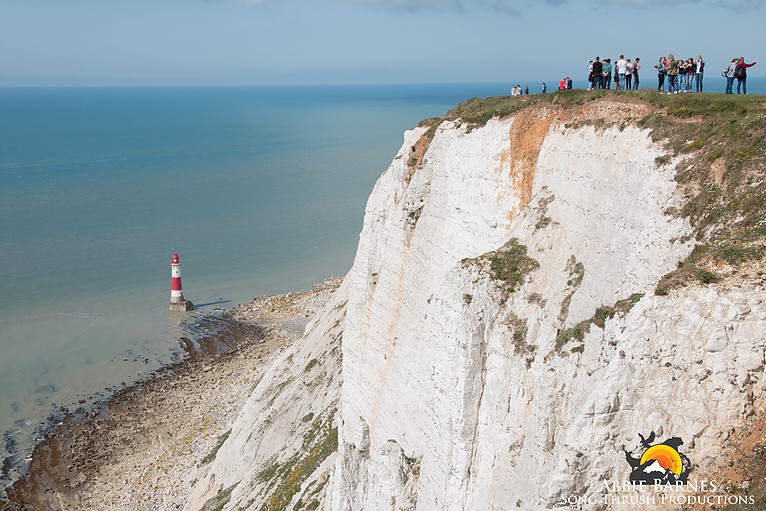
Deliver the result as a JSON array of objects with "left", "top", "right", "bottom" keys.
[
  {"left": 695, "top": 55, "right": 705, "bottom": 92},
  {"left": 616, "top": 55, "right": 627, "bottom": 90}
]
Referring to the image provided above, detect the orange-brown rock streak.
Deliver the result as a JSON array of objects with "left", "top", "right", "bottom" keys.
[
  {"left": 403, "top": 133, "right": 429, "bottom": 190},
  {"left": 500, "top": 107, "right": 555, "bottom": 222}
]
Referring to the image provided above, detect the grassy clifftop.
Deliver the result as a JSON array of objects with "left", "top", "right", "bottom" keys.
[{"left": 421, "top": 89, "right": 766, "bottom": 289}]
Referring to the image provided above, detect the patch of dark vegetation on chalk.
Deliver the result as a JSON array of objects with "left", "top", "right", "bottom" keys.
[
  {"left": 462, "top": 239, "right": 539, "bottom": 299},
  {"left": 406, "top": 204, "right": 425, "bottom": 230},
  {"left": 201, "top": 481, "right": 239, "bottom": 511},
  {"left": 506, "top": 312, "right": 535, "bottom": 355},
  {"left": 556, "top": 293, "right": 645, "bottom": 354},
  {"left": 201, "top": 430, "right": 231, "bottom": 466},
  {"left": 304, "top": 359, "right": 318, "bottom": 373}
]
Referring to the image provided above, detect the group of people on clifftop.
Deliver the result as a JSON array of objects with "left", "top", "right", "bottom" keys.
[
  {"left": 588, "top": 56, "right": 641, "bottom": 90},
  {"left": 510, "top": 53, "right": 757, "bottom": 97},
  {"left": 654, "top": 55, "right": 705, "bottom": 93},
  {"left": 654, "top": 55, "right": 756, "bottom": 94}
]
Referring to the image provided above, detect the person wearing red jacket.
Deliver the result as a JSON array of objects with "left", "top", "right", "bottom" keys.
[{"left": 735, "top": 57, "right": 757, "bottom": 94}]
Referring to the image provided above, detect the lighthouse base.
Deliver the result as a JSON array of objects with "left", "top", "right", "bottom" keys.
[{"left": 170, "top": 300, "right": 194, "bottom": 312}]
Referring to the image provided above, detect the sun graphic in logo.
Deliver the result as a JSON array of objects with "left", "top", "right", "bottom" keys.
[
  {"left": 639, "top": 444, "right": 684, "bottom": 475},
  {"left": 623, "top": 432, "right": 692, "bottom": 485}
]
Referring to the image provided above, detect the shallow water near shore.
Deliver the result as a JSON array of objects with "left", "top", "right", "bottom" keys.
[{"left": 0, "top": 83, "right": 519, "bottom": 487}]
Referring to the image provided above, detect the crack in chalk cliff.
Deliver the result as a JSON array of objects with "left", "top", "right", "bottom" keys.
[
  {"left": 499, "top": 107, "right": 555, "bottom": 223},
  {"left": 463, "top": 323, "right": 488, "bottom": 511}
]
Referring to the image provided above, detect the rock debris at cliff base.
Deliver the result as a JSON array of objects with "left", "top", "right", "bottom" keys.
[{"left": 0, "top": 279, "right": 341, "bottom": 511}]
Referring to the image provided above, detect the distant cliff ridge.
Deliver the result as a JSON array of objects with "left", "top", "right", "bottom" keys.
[{"left": 187, "top": 91, "right": 766, "bottom": 511}]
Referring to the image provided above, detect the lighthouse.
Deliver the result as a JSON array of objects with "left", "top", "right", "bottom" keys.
[{"left": 169, "top": 253, "right": 194, "bottom": 312}]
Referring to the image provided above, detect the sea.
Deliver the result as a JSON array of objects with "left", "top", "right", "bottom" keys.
[
  {"left": 1, "top": 79, "right": 765, "bottom": 488},
  {"left": 0, "top": 82, "right": 519, "bottom": 487}
]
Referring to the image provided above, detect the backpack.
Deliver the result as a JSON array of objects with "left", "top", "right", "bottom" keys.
[{"left": 734, "top": 64, "right": 745, "bottom": 80}]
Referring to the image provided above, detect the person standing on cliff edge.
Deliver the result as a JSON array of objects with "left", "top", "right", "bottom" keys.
[
  {"left": 655, "top": 56, "right": 667, "bottom": 91},
  {"left": 666, "top": 54, "right": 679, "bottom": 94},
  {"left": 616, "top": 55, "right": 627, "bottom": 90},
  {"left": 602, "top": 58, "right": 612, "bottom": 89},
  {"left": 725, "top": 57, "right": 737, "bottom": 94},
  {"left": 695, "top": 55, "right": 705, "bottom": 92},
  {"left": 592, "top": 57, "right": 603, "bottom": 89},
  {"left": 735, "top": 57, "right": 757, "bottom": 94},
  {"left": 632, "top": 58, "right": 642, "bottom": 90},
  {"left": 625, "top": 59, "right": 634, "bottom": 90}
]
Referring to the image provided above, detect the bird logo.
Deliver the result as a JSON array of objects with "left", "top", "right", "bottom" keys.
[{"left": 623, "top": 432, "right": 692, "bottom": 485}]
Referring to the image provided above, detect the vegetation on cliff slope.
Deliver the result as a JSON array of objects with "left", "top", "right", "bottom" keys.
[
  {"left": 427, "top": 90, "right": 766, "bottom": 289},
  {"left": 252, "top": 409, "right": 337, "bottom": 511},
  {"left": 462, "top": 238, "right": 540, "bottom": 299}
]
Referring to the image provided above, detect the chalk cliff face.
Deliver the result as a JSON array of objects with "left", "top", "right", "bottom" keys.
[{"left": 187, "top": 99, "right": 766, "bottom": 511}]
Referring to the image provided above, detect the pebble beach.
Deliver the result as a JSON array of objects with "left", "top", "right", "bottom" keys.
[{"left": 1, "top": 278, "right": 342, "bottom": 511}]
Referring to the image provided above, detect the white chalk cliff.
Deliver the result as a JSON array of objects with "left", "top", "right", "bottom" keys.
[{"left": 186, "top": 99, "right": 766, "bottom": 511}]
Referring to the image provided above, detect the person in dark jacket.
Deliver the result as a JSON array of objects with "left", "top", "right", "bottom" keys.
[
  {"left": 592, "top": 57, "right": 603, "bottom": 89},
  {"left": 602, "top": 58, "right": 612, "bottom": 89},
  {"left": 688, "top": 58, "right": 695, "bottom": 92},
  {"left": 735, "top": 57, "right": 757, "bottom": 94},
  {"left": 654, "top": 57, "right": 667, "bottom": 91}
]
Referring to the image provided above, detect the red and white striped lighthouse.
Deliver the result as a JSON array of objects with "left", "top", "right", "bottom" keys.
[{"left": 169, "top": 253, "right": 194, "bottom": 311}]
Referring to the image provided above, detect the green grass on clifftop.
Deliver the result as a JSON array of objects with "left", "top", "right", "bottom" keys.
[{"left": 427, "top": 89, "right": 766, "bottom": 286}]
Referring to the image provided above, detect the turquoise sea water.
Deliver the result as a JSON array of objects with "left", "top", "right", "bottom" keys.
[
  {"left": 2, "top": 81, "right": 765, "bottom": 486},
  {"left": 0, "top": 83, "right": 514, "bottom": 485}
]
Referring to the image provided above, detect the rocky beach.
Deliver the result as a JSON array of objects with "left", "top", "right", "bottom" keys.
[{"left": 1, "top": 278, "right": 342, "bottom": 511}]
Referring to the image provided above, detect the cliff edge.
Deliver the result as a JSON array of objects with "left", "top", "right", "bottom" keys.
[{"left": 188, "top": 91, "right": 766, "bottom": 511}]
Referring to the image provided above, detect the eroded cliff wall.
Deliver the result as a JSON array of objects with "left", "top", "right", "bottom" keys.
[
  {"left": 325, "top": 101, "right": 765, "bottom": 510},
  {"left": 187, "top": 98, "right": 766, "bottom": 511}
]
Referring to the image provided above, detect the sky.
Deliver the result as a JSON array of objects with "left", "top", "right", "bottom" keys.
[{"left": 0, "top": 0, "right": 764, "bottom": 86}]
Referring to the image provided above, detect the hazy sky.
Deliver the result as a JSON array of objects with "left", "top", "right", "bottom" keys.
[{"left": 1, "top": 0, "right": 763, "bottom": 86}]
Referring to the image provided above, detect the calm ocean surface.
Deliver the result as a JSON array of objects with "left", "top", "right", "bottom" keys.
[
  {"left": 0, "top": 83, "right": 515, "bottom": 485},
  {"left": 1, "top": 80, "right": 764, "bottom": 485}
]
